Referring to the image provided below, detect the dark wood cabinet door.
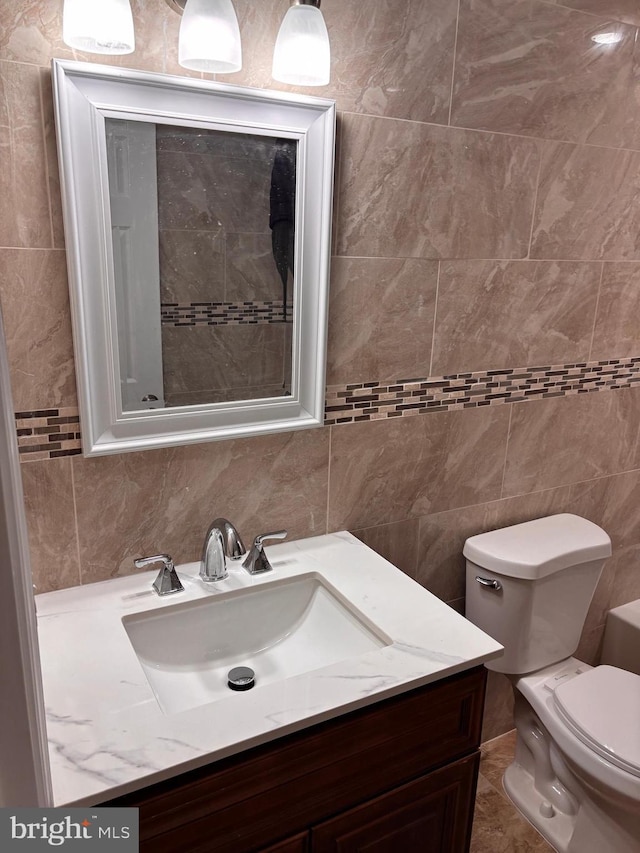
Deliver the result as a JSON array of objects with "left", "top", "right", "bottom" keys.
[
  {"left": 311, "top": 754, "right": 478, "bottom": 853},
  {"left": 261, "top": 832, "right": 309, "bottom": 853}
]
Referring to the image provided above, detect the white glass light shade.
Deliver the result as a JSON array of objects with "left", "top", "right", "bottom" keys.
[
  {"left": 179, "top": 0, "right": 242, "bottom": 73},
  {"left": 273, "top": 5, "right": 330, "bottom": 87},
  {"left": 62, "top": 0, "right": 135, "bottom": 55}
]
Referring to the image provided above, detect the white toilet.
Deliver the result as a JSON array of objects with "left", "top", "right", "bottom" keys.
[{"left": 464, "top": 513, "right": 640, "bottom": 853}]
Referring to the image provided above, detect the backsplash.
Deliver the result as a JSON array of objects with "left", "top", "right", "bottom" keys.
[
  {"left": 18, "top": 355, "right": 640, "bottom": 460},
  {"left": 325, "top": 357, "right": 640, "bottom": 424},
  {"left": 5, "top": 0, "right": 640, "bottom": 741},
  {"left": 160, "top": 300, "right": 294, "bottom": 326},
  {"left": 16, "top": 407, "right": 81, "bottom": 460}
]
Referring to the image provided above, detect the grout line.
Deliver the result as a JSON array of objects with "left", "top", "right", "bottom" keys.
[
  {"left": 37, "top": 72, "right": 56, "bottom": 250},
  {"left": 332, "top": 113, "right": 344, "bottom": 256},
  {"left": 538, "top": 0, "right": 638, "bottom": 26},
  {"left": 499, "top": 404, "right": 513, "bottom": 500},
  {"left": 481, "top": 728, "right": 517, "bottom": 749},
  {"left": 428, "top": 260, "right": 441, "bottom": 376},
  {"left": 339, "top": 107, "right": 640, "bottom": 157},
  {"left": 526, "top": 140, "right": 545, "bottom": 258},
  {"left": 447, "top": 0, "right": 462, "bottom": 127},
  {"left": 588, "top": 262, "right": 606, "bottom": 362},
  {"left": 332, "top": 254, "right": 640, "bottom": 265},
  {"left": 325, "top": 425, "right": 332, "bottom": 535},
  {"left": 69, "top": 456, "right": 83, "bottom": 587}
]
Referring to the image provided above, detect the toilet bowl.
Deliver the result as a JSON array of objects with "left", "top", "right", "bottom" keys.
[{"left": 464, "top": 514, "right": 640, "bottom": 853}]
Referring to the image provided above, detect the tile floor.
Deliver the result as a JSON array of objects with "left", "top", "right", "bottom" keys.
[{"left": 471, "top": 730, "right": 555, "bottom": 853}]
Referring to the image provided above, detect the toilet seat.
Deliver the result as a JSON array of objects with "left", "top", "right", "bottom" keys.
[{"left": 553, "top": 665, "right": 640, "bottom": 779}]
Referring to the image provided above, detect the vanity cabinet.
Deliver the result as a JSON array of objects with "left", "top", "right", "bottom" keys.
[{"left": 106, "top": 666, "right": 486, "bottom": 853}]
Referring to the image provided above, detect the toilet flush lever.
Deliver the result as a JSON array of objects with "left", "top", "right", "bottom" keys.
[{"left": 475, "top": 576, "right": 502, "bottom": 591}]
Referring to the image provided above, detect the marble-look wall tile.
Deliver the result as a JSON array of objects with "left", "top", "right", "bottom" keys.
[
  {"left": 328, "top": 405, "right": 510, "bottom": 531},
  {"left": 567, "top": 469, "right": 640, "bottom": 615},
  {"left": 0, "top": 60, "right": 51, "bottom": 248},
  {"left": 337, "top": 113, "right": 540, "bottom": 260},
  {"left": 231, "top": 0, "right": 457, "bottom": 124},
  {"left": 416, "top": 482, "right": 576, "bottom": 604},
  {"left": 0, "top": 249, "right": 77, "bottom": 411},
  {"left": 351, "top": 520, "right": 419, "bottom": 579},
  {"left": 451, "top": 0, "right": 639, "bottom": 148},
  {"left": 606, "top": 544, "right": 640, "bottom": 609},
  {"left": 166, "top": 384, "right": 287, "bottom": 407},
  {"left": 531, "top": 142, "right": 640, "bottom": 260},
  {"left": 417, "top": 503, "right": 496, "bottom": 603},
  {"left": 503, "top": 389, "right": 640, "bottom": 497},
  {"left": 327, "top": 257, "right": 437, "bottom": 385},
  {"left": 162, "top": 324, "right": 287, "bottom": 398},
  {"left": 551, "top": 0, "right": 640, "bottom": 27},
  {"left": 0, "top": 0, "right": 74, "bottom": 65},
  {"left": 159, "top": 229, "right": 225, "bottom": 303},
  {"left": 21, "top": 457, "right": 80, "bottom": 593},
  {"left": 575, "top": 624, "right": 604, "bottom": 667},
  {"left": 489, "top": 482, "right": 577, "bottom": 530},
  {"left": 157, "top": 150, "right": 271, "bottom": 234},
  {"left": 225, "top": 232, "right": 284, "bottom": 303},
  {"left": 590, "top": 263, "right": 640, "bottom": 360},
  {"left": 432, "top": 260, "right": 601, "bottom": 375},
  {"left": 568, "top": 468, "right": 640, "bottom": 553},
  {"left": 72, "top": 427, "right": 330, "bottom": 583},
  {"left": 39, "top": 70, "right": 65, "bottom": 250},
  {"left": 480, "top": 672, "right": 515, "bottom": 744}
]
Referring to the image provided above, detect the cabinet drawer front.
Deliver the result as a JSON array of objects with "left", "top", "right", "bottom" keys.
[
  {"left": 311, "top": 753, "right": 479, "bottom": 853},
  {"left": 261, "top": 832, "right": 309, "bottom": 853},
  {"left": 108, "top": 667, "right": 486, "bottom": 853}
]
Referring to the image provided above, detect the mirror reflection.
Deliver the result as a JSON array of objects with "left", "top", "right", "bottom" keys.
[{"left": 105, "top": 119, "right": 297, "bottom": 412}]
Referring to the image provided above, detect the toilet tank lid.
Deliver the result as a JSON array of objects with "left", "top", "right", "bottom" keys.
[{"left": 463, "top": 514, "right": 611, "bottom": 579}]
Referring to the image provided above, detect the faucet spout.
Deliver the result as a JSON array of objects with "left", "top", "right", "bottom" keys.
[{"left": 200, "top": 517, "right": 245, "bottom": 582}]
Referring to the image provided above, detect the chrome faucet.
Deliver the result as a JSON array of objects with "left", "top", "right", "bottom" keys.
[
  {"left": 134, "top": 554, "right": 184, "bottom": 596},
  {"left": 200, "top": 517, "right": 246, "bottom": 582},
  {"left": 243, "top": 530, "right": 288, "bottom": 574}
]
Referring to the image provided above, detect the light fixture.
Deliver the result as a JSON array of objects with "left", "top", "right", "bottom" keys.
[
  {"left": 591, "top": 31, "right": 624, "bottom": 46},
  {"left": 273, "top": 0, "right": 331, "bottom": 87},
  {"left": 175, "top": 0, "right": 242, "bottom": 73},
  {"left": 62, "top": 0, "right": 135, "bottom": 54}
]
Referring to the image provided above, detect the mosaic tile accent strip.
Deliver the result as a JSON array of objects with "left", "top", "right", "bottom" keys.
[
  {"left": 16, "top": 407, "right": 81, "bottom": 461},
  {"left": 324, "top": 357, "right": 640, "bottom": 424},
  {"left": 161, "top": 301, "right": 294, "bottom": 326},
  {"left": 15, "top": 358, "right": 640, "bottom": 459}
]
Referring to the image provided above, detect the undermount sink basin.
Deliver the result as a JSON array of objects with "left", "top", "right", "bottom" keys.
[{"left": 123, "top": 572, "right": 391, "bottom": 714}]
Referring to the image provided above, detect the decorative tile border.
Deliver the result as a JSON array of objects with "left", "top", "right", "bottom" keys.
[
  {"left": 15, "top": 358, "right": 640, "bottom": 460},
  {"left": 16, "top": 407, "right": 82, "bottom": 461},
  {"left": 161, "top": 300, "right": 294, "bottom": 326},
  {"left": 324, "top": 357, "right": 640, "bottom": 424}
]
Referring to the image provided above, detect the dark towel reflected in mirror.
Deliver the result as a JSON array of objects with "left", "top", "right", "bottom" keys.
[{"left": 270, "top": 139, "right": 296, "bottom": 322}]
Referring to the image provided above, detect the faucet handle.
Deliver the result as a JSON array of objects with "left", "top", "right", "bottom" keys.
[
  {"left": 134, "top": 554, "right": 184, "bottom": 596},
  {"left": 242, "top": 530, "right": 287, "bottom": 575}
]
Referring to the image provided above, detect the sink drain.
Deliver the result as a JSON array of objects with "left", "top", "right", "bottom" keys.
[{"left": 227, "top": 666, "right": 255, "bottom": 691}]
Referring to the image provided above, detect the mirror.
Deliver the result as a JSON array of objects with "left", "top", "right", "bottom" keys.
[{"left": 52, "top": 60, "right": 335, "bottom": 456}]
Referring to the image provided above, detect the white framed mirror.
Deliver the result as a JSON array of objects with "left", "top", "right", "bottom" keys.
[{"left": 51, "top": 60, "right": 335, "bottom": 456}]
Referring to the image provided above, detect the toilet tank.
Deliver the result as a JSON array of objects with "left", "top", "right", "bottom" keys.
[{"left": 463, "top": 514, "right": 611, "bottom": 675}]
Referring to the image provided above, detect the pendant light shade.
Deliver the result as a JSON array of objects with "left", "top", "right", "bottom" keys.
[
  {"left": 62, "top": 0, "right": 135, "bottom": 54},
  {"left": 178, "top": 0, "right": 242, "bottom": 73},
  {"left": 273, "top": 1, "right": 330, "bottom": 87}
]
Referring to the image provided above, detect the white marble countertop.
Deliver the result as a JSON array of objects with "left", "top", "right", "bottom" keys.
[{"left": 36, "top": 532, "right": 503, "bottom": 806}]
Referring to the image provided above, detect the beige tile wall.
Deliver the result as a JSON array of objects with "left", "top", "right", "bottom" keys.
[{"left": 3, "top": 0, "right": 640, "bottom": 739}]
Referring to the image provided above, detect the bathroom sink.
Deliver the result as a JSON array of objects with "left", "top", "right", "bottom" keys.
[{"left": 123, "top": 572, "right": 391, "bottom": 714}]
